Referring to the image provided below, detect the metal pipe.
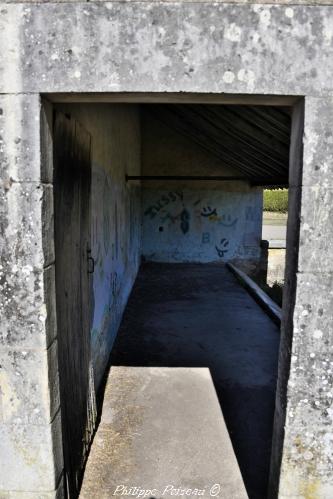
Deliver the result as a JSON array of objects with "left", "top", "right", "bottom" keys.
[
  {"left": 126, "top": 175, "right": 248, "bottom": 181},
  {"left": 125, "top": 175, "right": 286, "bottom": 186}
]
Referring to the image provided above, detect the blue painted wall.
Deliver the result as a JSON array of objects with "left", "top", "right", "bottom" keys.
[
  {"left": 142, "top": 185, "right": 262, "bottom": 263},
  {"left": 141, "top": 111, "right": 263, "bottom": 264}
]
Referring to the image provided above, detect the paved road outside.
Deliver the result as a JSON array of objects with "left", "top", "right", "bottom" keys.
[
  {"left": 262, "top": 212, "right": 287, "bottom": 244},
  {"left": 100, "top": 263, "right": 281, "bottom": 499}
]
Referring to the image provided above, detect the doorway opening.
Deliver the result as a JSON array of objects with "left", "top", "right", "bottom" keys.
[{"left": 49, "top": 94, "right": 302, "bottom": 499}]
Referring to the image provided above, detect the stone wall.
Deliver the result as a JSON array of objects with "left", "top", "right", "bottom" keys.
[
  {"left": 0, "top": 96, "right": 64, "bottom": 497},
  {"left": 1, "top": 2, "right": 333, "bottom": 497},
  {"left": 270, "top": 98, "right": 333, "bottom": 499}
]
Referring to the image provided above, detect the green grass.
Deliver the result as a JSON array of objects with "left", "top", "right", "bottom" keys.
[{"left": 263, "top": 189, "right": 288, "bottom": 213}]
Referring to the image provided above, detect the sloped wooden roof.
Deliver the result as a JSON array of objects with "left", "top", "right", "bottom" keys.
[{"left": 145, "top": 104, "right": 291, "bottom": 185}]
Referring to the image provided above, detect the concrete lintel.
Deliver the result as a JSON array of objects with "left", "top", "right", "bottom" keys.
[
  {"left": 1, "top": 4, "right": 333, "bottom": 96},
  {"left": 3, "top": 0, "right": 333, "bottom": 4},
  {"left": 46, "top": 92, "right": 298, "bottom": 106}
]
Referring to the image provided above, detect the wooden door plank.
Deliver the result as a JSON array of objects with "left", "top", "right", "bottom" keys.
[{"left": 54, "top": 112, "right": 95, "bottom": 498}]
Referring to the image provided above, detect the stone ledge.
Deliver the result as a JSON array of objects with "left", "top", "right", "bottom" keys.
[
  {"left": 227, "top": 262, "right": 282, "bottom": 325},
  {"left": 268, "top": 240, "right": 286, "bottom": 249},
  {"left": 81, "top": 366, "right": 247, "bottom": 498}
]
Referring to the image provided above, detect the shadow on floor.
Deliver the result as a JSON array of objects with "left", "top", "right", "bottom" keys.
[{"left": 108, "top": 262, "right": 281, "bottom": 499}]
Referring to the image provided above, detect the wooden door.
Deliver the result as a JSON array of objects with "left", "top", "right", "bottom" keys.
[{"left": 54, "top": 112, "right": 96, "bottom": 498}]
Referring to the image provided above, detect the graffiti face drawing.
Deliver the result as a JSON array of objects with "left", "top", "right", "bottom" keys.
[
  {"left": 201, "top": 206, "right": 218, "bottom": 217},
  {"left": 215, "top": 238, "right": 229, "bottom": 257},
  {"left": 219, "top": 215, "right": 238, "bottom": 228}
]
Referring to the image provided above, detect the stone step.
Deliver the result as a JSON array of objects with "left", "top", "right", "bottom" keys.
[{"left": 80, "top": 366, "right": 248, "bottom": 499}]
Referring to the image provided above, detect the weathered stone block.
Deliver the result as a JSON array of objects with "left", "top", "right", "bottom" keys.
[
  {"left": 0, "top": 181, "right": 55, "bottom": 348},
  {"left": 0, "top": 341, "right": 60, "bottom": 425},
  {"left": 0, "top": 182, "right": 54, "bottom": 269},
  {"left": 279, "top": 461, "right": 333, "bottom": 499},
  {"left": 1, "top": 4, "right": 333, "bottom": 96},
  {"left": 0, "top": 411, "right": 63, "bottom": 492},
  {"left": 297, "top": 186, "right": 333, "bottom": 273},
  {"left": 292, "top": 272, "right": 333, "bottom": 356},
  {"left": 302, "top": 96, "right": 333, "bottom": 188},
  {"left": 0, "top": 262, "right": 56, "bottom": 350},
  {"left": 288, "top": 271, "right": 333, "bottom": 401},
  {"left": 0, "top": 95, "right": 47, "bottom": 182},
  {"left": 275, "top": 271, "right": 333, "bottom": 497}
]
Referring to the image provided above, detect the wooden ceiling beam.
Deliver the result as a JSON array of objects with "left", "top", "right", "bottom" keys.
[
  {"left": 145, "top": 105, "right": 289, "bottom": 184},
  {"left": 148, "top": 107, "right": 273, "bottom": 179},
  {"left": 171, "top": 106, "right": 288, "bottom": 176}
]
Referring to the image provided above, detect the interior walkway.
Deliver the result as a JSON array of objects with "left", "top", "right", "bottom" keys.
[
  {"left": 80, "top": 366, "right": 248, "bottom": 499},
  {"left": 82, "top": 263, "right": 280, "bottom": 499}
]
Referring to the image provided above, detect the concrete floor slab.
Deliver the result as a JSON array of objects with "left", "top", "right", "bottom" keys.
[{"left": 80, "top": 366, "right": 248, "bottom": 499}]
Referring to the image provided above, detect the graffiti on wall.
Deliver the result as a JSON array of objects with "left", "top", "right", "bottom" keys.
[
  {"left": 144, "top": 191, "right": 183, "bottom": 219},
  {"left": 201, "top": 206, "right": 217, "bottom": 217},
  {"left": 215, "top": 238, "right": 229, "bottom": 258},
  {"left": 202, "top": 232, "right": 210, "bottom": 244},
  {"left": 200, "top": 205, "right": 238, "bottom": 227},
  {"left": 145, "top": 191, "right": 193, "bottom": 235},
  {"left": 142, "top": 189, "right": 262, "bottom": 263},
  {"left": 235, "top": 232, "right": 260, "bottom": 258},
  {"left": 103, "top": 177, "right": 112, "bottom": 255},
  {"left": 91, "top": 165, "right": 137, "bottom": 378},
  {"left": 114, "top": 202, "right": 119, "bottom": 260}
]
